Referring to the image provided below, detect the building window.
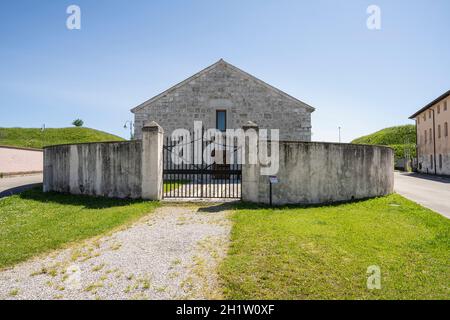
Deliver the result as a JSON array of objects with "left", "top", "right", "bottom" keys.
[
  {"left": 424, "top": 130, "right": 427, "bottom": 144},
  {"left": 445, "top": 122, "right": 449, "bottom": 137},
  {"left": 439, "top": 154, "right": 443, "bottom": 169},
  {"left": 431, "top": 155, "right": 433, "bottom": 169},
  {"left": 423, "top": 114, "right": 426, "bottom": 121},
  {"left": 216, "top": 110, "right": 226, "bottom": 132},
  {"left": 417, "top": 117, "right": 420, "bottom": 125},
  {"left": 438, "top": 124, "right": 441, "bottom": 138},
  {"left": 429, "top": 128, "right": 432, "bottom": 143},
  {"left": 445, "top": 101, "right": 448, "bottom": 111},
  {"left": 437, "top": 105, "right": 440, "bottom": 114},
  {"left": 429, "top": 110, "right": 432, "bottom": 119}
]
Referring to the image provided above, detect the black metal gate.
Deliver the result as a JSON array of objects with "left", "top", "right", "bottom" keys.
[{"left": 163, "top": 133, "right": 241, "bottom": 199}]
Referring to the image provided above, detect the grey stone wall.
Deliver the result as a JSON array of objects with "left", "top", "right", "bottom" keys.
[
  {"left": 43, "top": 122, "right": 165, "bottom": 200},
  {"left": 243, "top": 141, "right": 394, "bottom": 205},
  {"left": 133, "top": 61, "right": 313, "bottom": 141},
  {"left": 44, "top": 141, "right": 143, "bottom": 198}
]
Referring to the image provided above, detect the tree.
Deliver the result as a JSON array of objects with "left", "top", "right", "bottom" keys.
[{"left": 72, "top": 119, "right": 84, "bottom": 127}]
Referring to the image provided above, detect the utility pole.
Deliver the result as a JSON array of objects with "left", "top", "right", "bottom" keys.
[
  {"left": 41, "top": 124, "right": 46, "bottom": 147},
  {"left": 432, "top": 109, "right": 437, "bottom": 175}
]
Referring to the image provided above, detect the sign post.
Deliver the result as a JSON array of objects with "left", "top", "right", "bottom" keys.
[{"left": 268, "top": 176, "right": 279, "bottom": 206}]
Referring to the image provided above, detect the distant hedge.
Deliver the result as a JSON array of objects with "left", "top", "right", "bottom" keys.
[{"left": 351, "top": 125, "right": 416, "bottom": 160}]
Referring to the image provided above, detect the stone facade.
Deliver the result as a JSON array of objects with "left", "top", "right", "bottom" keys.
[{"left": 132, "top": 59, "right": 314, "bottom": 141}]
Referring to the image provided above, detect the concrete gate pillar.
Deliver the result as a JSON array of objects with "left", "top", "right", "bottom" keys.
[
  {"left": 241, "top": 121, "right": 260, "bottom": 203},
  {"left": 141, "top": 121, "right": 164, "bottom": 200}
]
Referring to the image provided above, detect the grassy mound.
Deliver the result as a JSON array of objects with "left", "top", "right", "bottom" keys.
[
  {"left": 351, "top": 125, "right": 416, "bottom": 160},
  {"left": 0, "top": 127, "right": 125, "bottom": 149}
]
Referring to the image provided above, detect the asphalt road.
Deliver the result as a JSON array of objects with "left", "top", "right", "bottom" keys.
[
  {"left": 394, "top": 171, "right": 450, "bottom": 219},
  {"left": 0, "top": 174, "right": 43, "bottom": 198}
]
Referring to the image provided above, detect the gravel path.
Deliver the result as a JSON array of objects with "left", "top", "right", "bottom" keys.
[{"left": 0, "top": 204, "right": 231, "bottom": 300}]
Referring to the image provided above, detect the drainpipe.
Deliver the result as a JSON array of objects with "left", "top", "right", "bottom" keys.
[
  {"left": 415, "top": 119, "right": 418, "bottom": 171},
  {"left": 432, "top": 108, "right": 437, "bottom": 175}
]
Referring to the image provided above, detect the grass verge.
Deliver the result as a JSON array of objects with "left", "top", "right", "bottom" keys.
[
  {"left": 0, "top": 188, "right": 158, "bottom": 269},
  {"left": 220, "top": 194, "right": 450, "bottom": 299}
]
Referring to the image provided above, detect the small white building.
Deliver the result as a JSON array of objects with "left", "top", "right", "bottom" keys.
[{"left": 0, "top": 145, "right": 43, "bottom": 176}]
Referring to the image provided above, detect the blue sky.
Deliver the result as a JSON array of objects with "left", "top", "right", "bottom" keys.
[{"left": 0, "top": 0, "right": 449, "bottom": 142}]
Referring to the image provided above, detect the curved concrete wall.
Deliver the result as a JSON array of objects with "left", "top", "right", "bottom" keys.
[
  {"left": 249, "top": 142, "right": 394, "bottom": 205},
  {"left": 44, "top": 141, "right": 142, "bottom": 198},
  {"left": 43, "top": 122, "right": 164, "bottom": 200},
  {"left": 44, "top": 132, "right": 393, "bottom": 204}
]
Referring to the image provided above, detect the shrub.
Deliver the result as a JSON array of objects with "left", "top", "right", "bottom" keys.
[{"left": 72, "top": 119, "right": 84, "bottom": 127}]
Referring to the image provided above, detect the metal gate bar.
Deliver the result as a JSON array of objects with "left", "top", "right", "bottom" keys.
[{"left": 163, "top": 133, "right": 241, "bottom": 199}]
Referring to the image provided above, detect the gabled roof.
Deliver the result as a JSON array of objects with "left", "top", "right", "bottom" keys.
[
  {"left": 131, "top": 59, "right": 315, "bottom": 113},
  {"left": 409, "top": 89, "right": 450, "bottom": 119}
]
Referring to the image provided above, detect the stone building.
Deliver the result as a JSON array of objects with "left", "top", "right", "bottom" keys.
[
  {"left": 131, "top": 59, "right": 314, "bottom": 141},
  {"left": 409, "top": 90, "right": 450, "bottom": 175}
]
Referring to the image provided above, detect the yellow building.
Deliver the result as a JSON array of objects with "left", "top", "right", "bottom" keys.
[{"left": 409, "top": 90, "right": 450, "bottom": 175}]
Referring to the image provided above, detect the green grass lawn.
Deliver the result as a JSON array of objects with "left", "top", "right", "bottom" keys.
[
  {"left": 220, "top": 194, "right": 450, "bottom": 300},
  {"left": 0, "top": 127, "right": 124, "bottom": 149},
  {"left": 0, "top": 188, "right": 158, "bottom": 269}
]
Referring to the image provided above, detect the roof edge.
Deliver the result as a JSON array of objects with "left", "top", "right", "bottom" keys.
[
  {"left": 409, "top": 89, "right": 450, "bottom": 119},
  {"left": 131, "top": 59, "right": 315, "bottom": 113},
  {"left": 223, "top": 61, "right": 315, "bottom": 112},
  {"left": 131, "top": 59, "right": 225, "bottom": 113}
]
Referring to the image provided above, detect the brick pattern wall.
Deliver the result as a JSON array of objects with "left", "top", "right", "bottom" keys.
[{"left": 133, "top": 62, "right": 312, "bottom": 141}]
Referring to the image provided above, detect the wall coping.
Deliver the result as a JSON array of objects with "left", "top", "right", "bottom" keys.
[
  {"left": 0, "top": 145, "right": 43, "bottom": 152},
  {"left": 273, "top": 140, "right": 394, "bottom": 150},
  {"left": 41, "top": 139, "right": 392, "bottom": 151},
  {"left": 43, "top": 140, "right": 139, "bottom": 149}
]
